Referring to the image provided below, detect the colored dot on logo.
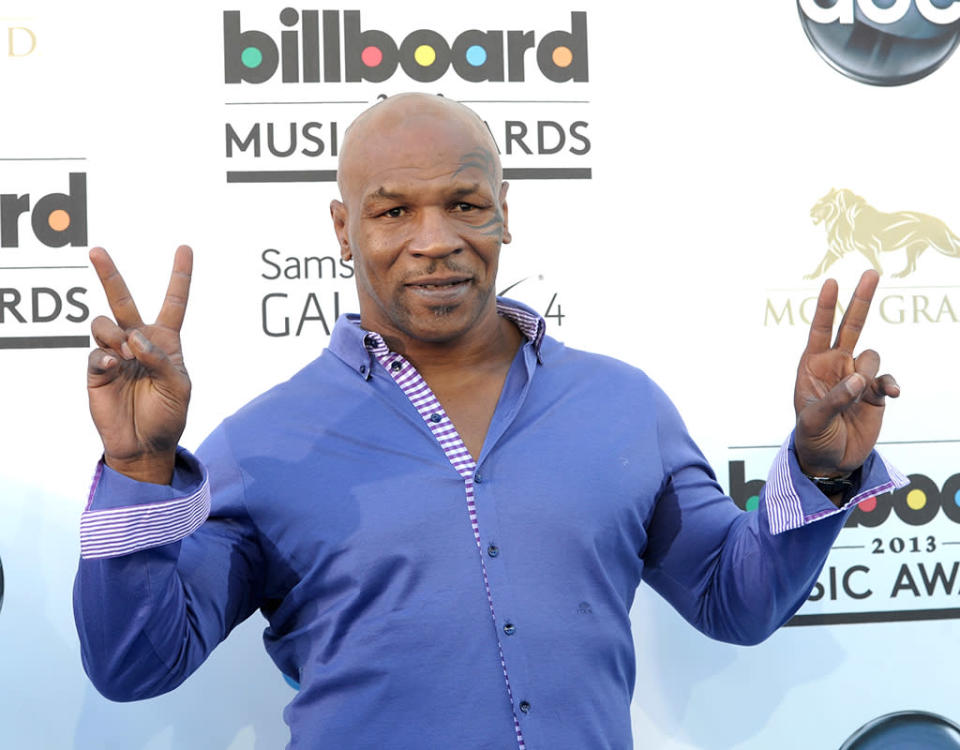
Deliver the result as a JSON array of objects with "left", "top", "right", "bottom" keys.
[
  {"left": 361, "top": 46, "right": 383, "bottom": 67},
  {"left": 241, "top": 47, "right": 263, "bottom": 69},
  {"left": 745, "top": 495, "right": 759, "bottom": 512},
  {"left": 552, "top": 46, "right": 573, "bottom": 68},
  {"left": 860, "top": 497, "right": 877, "bottom": 512},
  {"left": 907, "top": 489, "right": 927, "bottom": 511},
  {"left": 47, "top": 210, "right": 70, "bottom": 232},
  {"left": 955, "top": 489, "right": 960, "bottom": 509},
  {"left": 414, "top": 45, "right": 436, "bottom": 67},
  {"left": 466, "top": 45, "right": 487, "bottom": 66}
]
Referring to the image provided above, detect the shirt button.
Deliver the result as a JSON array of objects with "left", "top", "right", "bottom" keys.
[
  {"left": 390, "top": 360, "right": 402, "bottom": 372},
  {"left": 430, "top": 413, "right": 442, "bottom": 423},
  {"left": 474, "top": 473, "right": 483, "bottom": 484},
  {"left": 487, "top": 544, "right": 499, "bottom": 558},
  {"left": 359, "top": 364, "right": 367, "bottom": 374},
  {"left": 519, "top": 701, "right": 531, "bottom": 714},
  {"left": 363, "top": 335, "right": 377, "bottom": 348},
  {"left": 503, "top": 622, "right": 516, "bottom": 636}
]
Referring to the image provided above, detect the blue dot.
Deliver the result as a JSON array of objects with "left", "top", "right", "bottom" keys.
[
  {"left": 465, "top": 45, "right": 487, "bottom": 66},
  {"left": 954, "top": 489, "right": 960, "bottom": 508}
]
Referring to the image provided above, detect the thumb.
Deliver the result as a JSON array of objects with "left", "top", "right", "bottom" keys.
[
  {"left": 799, "top": 373, "right": 866, "bottom": 433},
  {"left": 127, "top": 330, "right": 178, "bottom": 380}
]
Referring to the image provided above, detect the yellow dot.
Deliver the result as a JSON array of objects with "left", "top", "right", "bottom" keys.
[
  {"left": 48, "top": 209, "right": 71, "bottom": 232},
  {"left": 552, "top": 46, "right": 573, "bottom": 67},
  {"left": 414, "top": 45, "right": 436, "bottom": 67},
  {"left": 907, "top": 489, "right": 927, "bottom": 510}
]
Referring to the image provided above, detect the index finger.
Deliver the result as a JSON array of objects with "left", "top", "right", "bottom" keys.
[
  {"left": 834, "top": 270, "right": 879, "bottom": 354},
  {"left": 805, "top": 277, "right": 838, "bottom": 354},
  {"left": 89, "top": 247, "right": 144, "bottom": 329},
  {"left": 156, "top": 245, "right": 193, "bottom": 331}
]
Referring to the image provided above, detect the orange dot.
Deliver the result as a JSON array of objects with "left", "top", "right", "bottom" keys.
[
  {"left": 552, "top": 46, "right": 573, "bottom": 68},
  {"left": 48, "top": 209, "right": 71, "bottom": 232}
]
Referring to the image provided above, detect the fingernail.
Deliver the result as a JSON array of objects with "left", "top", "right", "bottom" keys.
[
  {"left": 102, "top": 355, "right": 116, "bottom": 368},
  {"left": 120, "top": 342, "right": 133, "bottom": 359},
  {"left": 845, "top": 373, "right": 865, "bottom": 397},
  {"left": 130, "top": 331, "right": 148, "bottom": 349}
]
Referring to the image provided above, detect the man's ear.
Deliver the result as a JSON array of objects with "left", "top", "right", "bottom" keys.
[
  {"left": 499, "top": 181, "right": 511, "bottom": 245},
  {"left": 330, "top": 200, "right": 351, "bottom": 260}
]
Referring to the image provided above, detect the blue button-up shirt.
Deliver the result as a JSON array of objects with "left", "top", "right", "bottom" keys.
[{"left": 74, "top": 300, "right": 906, "bottom": 749}]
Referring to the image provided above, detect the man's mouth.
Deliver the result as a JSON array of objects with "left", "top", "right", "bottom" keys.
[{"left": 407, "top": 277, "right": 471, "bottom": 289}]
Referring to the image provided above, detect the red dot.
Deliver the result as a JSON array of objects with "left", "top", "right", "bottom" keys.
[
  {"left": 361, "top": 46, "right": 383, "bottom": 67},
  {"left": 860, "top": 497, "right": 877, "bottom": 512}
]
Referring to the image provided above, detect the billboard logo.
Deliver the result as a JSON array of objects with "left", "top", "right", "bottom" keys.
[
  {"left": 798, "top": 0, "right": 960, "bottom": 85},
  {"left": 728, "top": 461, "right": 960, "bottom": 528},
  {"left": 805, "top": 188, "right": 960, "bottom": 279},
  {"left": 0, "top": 173, "right": 88, "bottom": 248},
  {"left": 224, "top": 9, "right": 588, "bottom": 84}
]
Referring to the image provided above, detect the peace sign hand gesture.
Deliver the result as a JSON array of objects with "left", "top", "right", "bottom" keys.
[
  {"left": 86, "top": 246, "right": 193, "bottom": 485},
  {"left": 794, "top": 270, "right": 899, "bottom": 494}
]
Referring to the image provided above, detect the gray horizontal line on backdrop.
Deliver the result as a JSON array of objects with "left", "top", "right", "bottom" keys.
[
  {"left": 766, "top": 285, "right": 960, "bottom": 292},
  {"left": 458, "top": 99, "right": 590, "bottom": 104},
  {"left": 730, "top": 439, "right": 960, "bottom": 449},
  {"left": 0, "top": 157, "right": 87, "bottom": 161},
  {"left": 0, "top": 335, "right": 90, "bottom": 350},
  {"left": 224, "top": 99, "right": 589, "bottom": 106},
  {"left": 225, "top": 100, "right": 368, "bottom": 106},
  {"left": 830, "top": 545, "right": 864, "bottom": 550},
  {"left": 0, "top": 266, "right": 88, "bottom": 270},
  {"left": 786, "top": 607, "right": 960, "bottom": 626},
  {"left": 226, "top": 167, "right": 592, "bottom": 183}
]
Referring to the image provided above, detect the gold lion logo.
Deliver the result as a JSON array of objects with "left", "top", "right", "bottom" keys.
[{"left": 806, "top": 188, "right": 960, "bottom": 279}]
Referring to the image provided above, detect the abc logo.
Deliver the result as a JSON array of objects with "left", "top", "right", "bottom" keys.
[{"left": 798, "top": 0, "right": 960, "bottom": 85}]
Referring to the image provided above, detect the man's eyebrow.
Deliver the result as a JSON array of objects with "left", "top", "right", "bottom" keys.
[
  {"left": 363, "top": 183, "right": 487, "bottom": 205},
  {"left": 366, "top": 186, "right": 404, "bottom": 202},
  {"left": 449, "top": 183, "right": 483, "bottom": 199}
]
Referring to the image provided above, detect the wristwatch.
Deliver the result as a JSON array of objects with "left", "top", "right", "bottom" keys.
[{"left": 805, "top": 469, "right": 858, "bottom": 497}]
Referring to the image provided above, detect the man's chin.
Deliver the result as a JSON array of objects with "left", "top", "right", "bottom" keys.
[{"left": 396, "top": 301, "right": 491, "bottom": 345}]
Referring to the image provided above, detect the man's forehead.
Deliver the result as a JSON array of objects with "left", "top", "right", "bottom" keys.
[{"left": 338, "top": 94, "right": 501, "bottom": 200}]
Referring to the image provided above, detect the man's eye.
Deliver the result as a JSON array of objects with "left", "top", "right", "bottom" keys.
[
  {"left": 453, "top": 202, "right": 477, "bottom": 212},
  {"left": 381, "top": 207, "right": 405, "bottom": 218}
]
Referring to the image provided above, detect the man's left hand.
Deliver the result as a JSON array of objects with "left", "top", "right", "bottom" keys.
[{"left": 794, "top": 270, "right": 900, "bottom": 485}]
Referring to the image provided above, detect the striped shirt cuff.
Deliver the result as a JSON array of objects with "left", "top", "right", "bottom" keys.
[
  {"left": 765, "top": 435, "right": 910, "bottom": 535},
  {"left": 80, "top": 460, "right": 211, "bottom": 560}
]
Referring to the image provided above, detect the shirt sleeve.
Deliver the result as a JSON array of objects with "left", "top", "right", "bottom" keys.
[
  {"left": 73, "top": 426, "right": 266, "bottom": 702},
  {"left": 639, "top": 381, "right": 907, "bottom": 646},
  {"left": 79, "top": 448, "right": 211, "bottom": 559},
  {"left": 764, "top": 432, "right": 909, "bottom": 534}
]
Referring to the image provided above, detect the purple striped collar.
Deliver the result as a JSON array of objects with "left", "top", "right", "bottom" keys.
[{"left": 343, "top": 296, "right": 545, "bottom": 367}]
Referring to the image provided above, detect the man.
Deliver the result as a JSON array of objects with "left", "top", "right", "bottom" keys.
[{"left": 75, "top": 93, "right": 906, "bottom": 749}]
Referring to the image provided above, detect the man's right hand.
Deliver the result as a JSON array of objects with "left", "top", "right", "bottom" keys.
[{"left": 86, "top": 246, "right": 193, "bottom": 485}]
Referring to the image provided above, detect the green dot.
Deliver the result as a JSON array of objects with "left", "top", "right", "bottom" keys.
[
  {"left": 241, "top": 47, "right": 263, "bottom": 68},
  {"left": 745, "top": 495, "right": 760, "bottom": 512}
]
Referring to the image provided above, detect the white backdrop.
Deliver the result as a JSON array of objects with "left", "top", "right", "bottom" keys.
[{"left": 2, "top": 2, "right": 959, "bottom": 748}]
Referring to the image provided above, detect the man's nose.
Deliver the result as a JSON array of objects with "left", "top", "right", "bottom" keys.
[{"left": 407, "top": 208, "right": 462, "bottom": 258}]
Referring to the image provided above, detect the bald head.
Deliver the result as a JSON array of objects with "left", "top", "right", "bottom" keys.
[{"left": 337, "top": 93, "right": 501, "bottom": 201}]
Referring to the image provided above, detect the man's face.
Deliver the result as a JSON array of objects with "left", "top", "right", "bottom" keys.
[{"left": 331, "top": 106, "right": 510, "bottom": 346}]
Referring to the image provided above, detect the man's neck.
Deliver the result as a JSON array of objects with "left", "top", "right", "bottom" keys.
[{"left": 365, "top": 306, "right": 524, "bottom": 380}]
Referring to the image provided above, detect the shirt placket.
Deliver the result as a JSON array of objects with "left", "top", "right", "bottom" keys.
[{"left": 364, "top": 333, "right": 528, "bottom": 750}]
